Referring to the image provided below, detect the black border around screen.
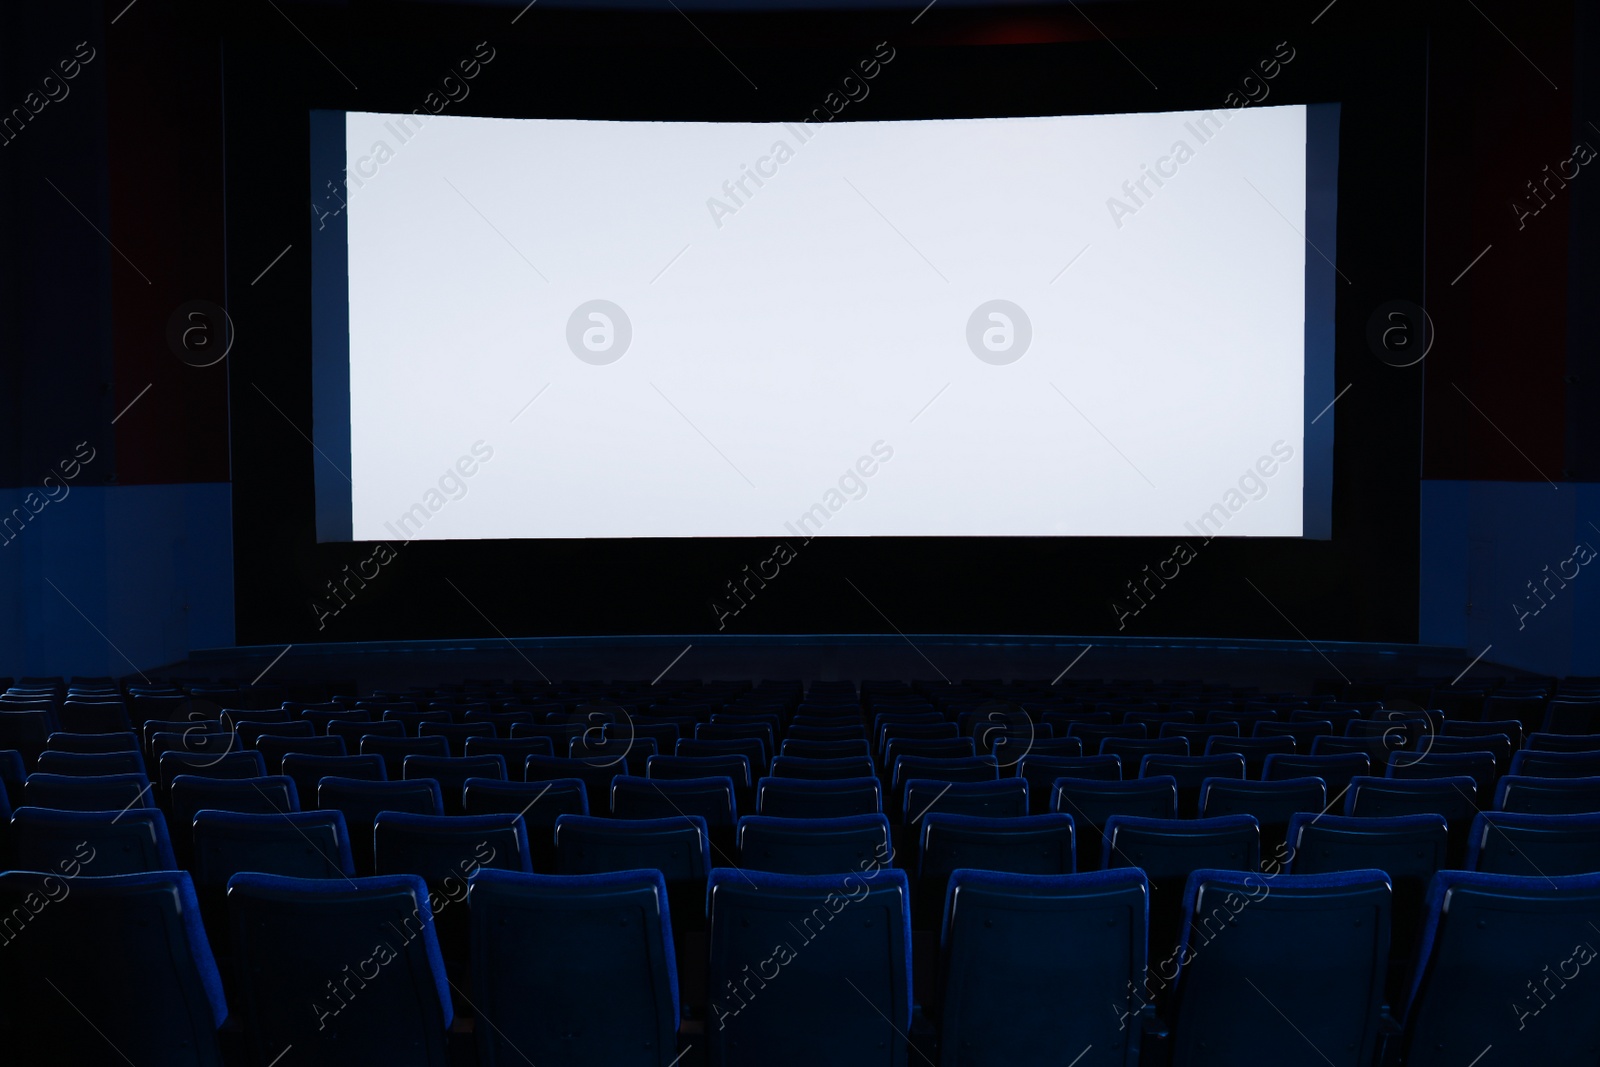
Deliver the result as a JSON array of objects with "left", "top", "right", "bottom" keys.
[{"left": 225, "top": 8, "right": 1426, "bottom": 646}]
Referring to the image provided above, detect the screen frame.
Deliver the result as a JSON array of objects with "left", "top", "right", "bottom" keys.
[{"left": 223, "top": 9, "right": 1424, "bottom": 646}]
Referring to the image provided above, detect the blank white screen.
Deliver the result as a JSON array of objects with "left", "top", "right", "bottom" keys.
[{"left": 343, "top": 105, "right": 1307, "bottom": 540}]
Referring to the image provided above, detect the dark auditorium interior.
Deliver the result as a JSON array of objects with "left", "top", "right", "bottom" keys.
[{"left": 3, "top": 0, "right": 1599, "bottom": 1064}]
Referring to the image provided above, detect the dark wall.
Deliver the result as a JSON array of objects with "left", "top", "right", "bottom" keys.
[{"left": 5, "top": 0, "right": 1592, "bottom": 662}]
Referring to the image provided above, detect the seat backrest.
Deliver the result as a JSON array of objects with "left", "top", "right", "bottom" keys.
[
  {"left": 1494, "top": 773, "right": 1600, "bottom": 815},
  {"left": 461, "top": 776, "right": 587, "bottom": 822},
  {"left": 1262, "top": 752, "right": 1371, "bottom": 797},
  {"left": 1161, "top": 722, "right": 1240, "bottom": 747},
  {"left": 158, "top": 750, "right": 268, "bottom": 793},
  {"left": 1386, "top": 751, "right": 1497, "bottom": 795},
  {"left": 1256, "top": 720, "right": 1334, "bottom": 748},
  {"left": 254, "top": 733, "right": 345, "bottom": 772},
  {"left": 1507, "top": 748, "right": 1600, "bottom": 779},
  {"left": 12, "top": 805, "right": 176, "bottom": 875},
  {"left": 939, "top": 869, "right": 1147, "bottom": 1067},
  {"left": 756, "top": 775, "right": 882, "bottom": 818},
  {"left": 1103, "top": 814, "right": 1260, "bottom": 878},
  {"left": 1016, "top": 751, "right": 1118, "bottom": 798},
  {"left": 888, "top": 755, "right": 999, "bottom": 798},
  {"left": 1101, "top": 736, "right": 1189, "bottom": 762},
  {"left": 1424, "top": 733, "right": 1513, "bottom": 771},
  {"left": 902, "top": 777, "right": 1027, "bottom": 827},
  {"left": 780, "top": 738, "right": 872, "bottom": 760},
  {"left": 611, "top": 774, "right": 737, "bottom": 827},
  {"left": 383, "top": 709, "right": 454, "bottom": 735},
  {"left": 361, "top": 734, "right": 450, "bottom": 778},
  {"left": 1170, "top": 869, "right": 1391, "bottom": 1067},
  {"left": 236, "top": 719, "right": 313, "bottom": 747},
  {"left": 0, "top": 870, "right": 226, "bottom": 1066},
  {"left": 706, "top": 868, "right": 910, "bottom": 1067},
  {"left": 1526, "top": 731, "right": 1600, "bottom": 753},
  {"left": 1464, "top": 810, "right": 1600, "bottom": 876},
  {"left": 328, "top": 718, "right": 405, "bottom": 747},
  {"left": 1400, "top": 871, "right": 1600, "bottom": 1066},
  {"left": 192, "top": 809, "right": 354, "bottom": 886},
  {"left": 227, "top": 872, "right": 453, "bottom": 1065},
  {"left": 403, "top": 754, "right": 508, "bottom": 814},
  {"left": 882, "top": 737, "right": 975, "bottom": 768},
  {"left": 419, "top": 721, "right": 496, "bottom": 755},
  {"left": 34, "top": 748, "right": 146, "bottom": 777},
  {"left": 524, "top": 753, "right": 625, "bottom": 802},
  {"left": 281, "top": 752, "right": 386, "bottom": 804},
  {"left": 58, "top": 700, "right": 131, "bottom": 733},
  {"left": 991, "top": 735, "right": 1083, "bottom": 764},
  {"left": 1287, "top": 811, "right": 1449, "bottom": 980},
  {"left": 1140, "top": 753, "right": 1245, "bottom": 786},
  {"left": 468, "top": 868, "right": 679, "bottom": 1067},
  {"left": 1052, "top": 776, "right": 1179, "bottom": 873},
  {"left": 1204, "top": 735, "right": 1298, "bottom": 776},
  {"left": 147, "top": 730, "right": 232, "bottom": 763},
  {"left": 1140, "top": 753, "right": 1245, "bottom": 818},
  {"left": 1200, "top": 776, "right": 1327, "bottom": 822},
  {"left": 919, "top": 811, "right": 1075, "bottom": 879},
  {"left": 1543, "top": 699, "right": 1600, "bottom": 734},
  {"left": 737, "top": 813, "right": 892, "bottom": 875},
  {"left": 556, "top": 813, "right": 711, "bottom": 879},
  {"left": 462, "top": 736, "right": 555, "bottom": 764},
  {"left": 45, "top": 730, "right": 140, "bottom": 754},
  {"left": 1346, "top": 774, "right": 1480, "bottom": 863},
  {"left": 647, "top": 753, "right": 754, "bottom": 788},
  {"left": 374, "top": 811, "right": 532, "bottom": 882},
  {"left": 766, "top": 755, "right": 874, "bottom": 783},
  {"left": 1312, "top": 733, "right": 1395, "bottom": 764},
  {"left": 1102, "top": 814, "right": 1259, "bottom": 957},
  {"left": 317, "top": 776, "right": 445, "bottom": 875},
  {"left": 569, "top": 734, "right": 658, "bottom": 773},
  {"left": 23, "top": 770, "right": 152, "bottom": 812},
  {"left": 169, "top": 775, "right": 300, "bottom": 836},
  {"left": 0, "top": 710, "right": 53, "bottom": 765}
]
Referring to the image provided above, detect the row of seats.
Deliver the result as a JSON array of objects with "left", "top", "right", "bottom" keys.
[
  {"left": 5, "top": 861, "right": 1597, "bottom": 1066},
  {"left": 3, "top": 674, "right": 1598, "bottom": 1065}
]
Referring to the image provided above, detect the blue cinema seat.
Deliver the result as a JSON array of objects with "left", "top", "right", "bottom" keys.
[
  {"left": 34, "top": 748, "right": 146, "bottom": 777},
  {"left": 11, "top": 805, "right": 176, "bottom": 876},
  {"left": 937, "top": 868, "right": 1149, "bottom": 1067},
  {"left": 280, "top": 752, "right": 386, "bottom": 807},
  {"left": 1464, "top": 810, "right": 1600, "bottom": 876},
  {"left": 916, "top": 811, "right": 1074, "bottom": 929},
  {"left": 706, "top": 867, "right": 911, "bottom": 1067},
  {"left": 1398, "top": 871, "right": 1600, "bottom": 1066},
  {"left": 227, "top": 872, "right": 453, "bottom": 1066},
  {"left": 0, "top": 870, "right": 227, "bottom": 1066},
  {"left": 738, "top": 813, "right": 892, "bottom": 875},
  {"left": 1102, "top": 814, "right": 1259, "bottom": 960},
  {"left": 23, "top": 770, "right": 152, "bottom": 812},
  {"left": 611, "top": 773, "right": 737, "bottom": 828},
  {"left": 1051, "top": 776, "right": 1178, "bottom": 873},
  {"left": 756, "top": 775, "right": 883, "bottom": 818},
  {"left": 1167, "top": 869, "right": 1391, "bottom": 1067},
  {"left": 902, "top": 778, "right": 1028, "bottom": 829},
  {"left": 317, "top": 776, "right": 444, "bottom": 876},
  {"left": 468, "top": 868, "right": 680, "bottom": 1066}
]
